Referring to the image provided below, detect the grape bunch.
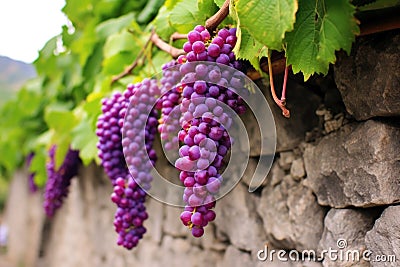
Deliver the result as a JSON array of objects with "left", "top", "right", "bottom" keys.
[
  {"left": 171, "top": 25, "right": 247, "bottom": 237},
  {"left": 96, "top": 24, "right": 249, "bottom": 247},
  {"left": 96, "top": 91, "right": 128, "bottom": 185},
  {"left": 43, "top": 146, "right": 80, "bottom": 217},
  {"left": 97, "top": 79, "right": 160, "bottom": 249}
]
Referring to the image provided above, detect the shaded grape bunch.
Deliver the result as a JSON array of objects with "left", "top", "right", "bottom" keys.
[
  {"left": 43, "top": 146, "right": 80, "bottom": 217},
  {"left": 98, "top": 79, "right": 160, "bottom": 249},
  {"left": 96, "top": 91, "right": 128, "bottom": 185},
  {"left": 175, "top": 25, "right": 248, "bottom": 237}
]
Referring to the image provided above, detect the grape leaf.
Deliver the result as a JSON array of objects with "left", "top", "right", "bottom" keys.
[
  {"left": 103, "top": 31, "right": 139, "bottom": 58},
  {"left": 45, "top": 107, "right": 78, "bottom": 134},
  {"left": 102, "top": 52, "right": 136, "bottom": 75},
  {"left": 152, "top": 6, "right": 175, "bottom": 40},
  {"left": 44, "top": 107, "right": 79, "bottom": 169},
  {"left": 235, "top": 28, "right": 268, "bottom": 72},
  {"left": 165, "top": 0, "right": 181, "bottom": 9},
  {"left": 285, "top": 0, "right": 359, "bottom": 80},
  {"left": 213, "top": 0, "right": 226, "bottom": 7},
  {"left": 169, "top": 0, "right": 203, "bottom": 33},
  {"left": 234, "top": 0, "right": 298, "bottom": 51},
  {"left": 71, "top": 120, "right": 98, "bottom": 166},
  {"left": 29, "top": 147, "right": 48, "bottom": 187},
  {"left": 96, "top": 12, "right": 136, "bottom": 40},
  {"left": 198, "top": 0, "right": 219, "bottom": 17}
]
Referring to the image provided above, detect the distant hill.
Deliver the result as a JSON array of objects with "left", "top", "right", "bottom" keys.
[{"left": 0, "top": 56, "right": 36, "bottom": 105}]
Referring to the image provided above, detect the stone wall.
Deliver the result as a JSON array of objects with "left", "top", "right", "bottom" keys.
[{"left": 3, "top": 30, "right": 400, "bottom": 267}]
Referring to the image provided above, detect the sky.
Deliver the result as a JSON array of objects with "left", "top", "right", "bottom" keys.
[{"left": 0, "top": 0, "right": 67, "bottom": 63}]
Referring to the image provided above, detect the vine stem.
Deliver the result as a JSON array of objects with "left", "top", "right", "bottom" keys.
[
  {"left": 111, "top": 29, "right": 156, "bottom": 84},
  {"left": 170, "top": 32, "right": 187, "bottom": 41},
  {"left": 205, "top": 0, "right": 230, "bottom": 32},
  {"left": 281, "top": 65, "right": 289, "bottom": 105},
  {"left": 267, "top": 53, "right": 290, "bottom": 118},
  {"left": 151, "top": 32, "right": 185, "bottom": 58}
]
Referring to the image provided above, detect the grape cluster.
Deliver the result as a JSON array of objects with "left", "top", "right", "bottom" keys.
[
  {"left": 182, "top": 25, "right": 241, "bottom": 70},
  {"left": 26, "top": 153, "right": 38, "bottom": 193},
  {"left": 43, "top": 146, "right": 80, "bottom": 217},
  {"left": 95, "top": 24, "right": 249, "bottom": 247},
  {"left": 121, "top": 79, "right": 159, "bottom": 191},
  {"left": 157, "top": 60, "right": 183, "bottom": 151},
  {"left": 175, "top": 25, "right": 247, "bottom": 237},
  {"left": 96, "top": 92, "right": 128, "bottom": 185},
  {"left": 97, "top": 79, "right": 160, "bottom": 249}
]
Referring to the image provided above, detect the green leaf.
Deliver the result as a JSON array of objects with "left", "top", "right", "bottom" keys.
[
  {"left": 213, "top": 0, "right": 226, "bottom": 7},
  {"left": 44, "top": 106, "right": 79, "bottom": 169},
  {"left": 70, "top": 22, "right": 99, "bottom": 66},
  {"left": 29, "top": 147, "right": 47, "bottom": 187},
  {"left": 102, "top": 52, "right": 136, "bottom": 75},
  {"left": 198, "top": 0, "right": 219, "bottom": 17},
  {"left": 93, "top": 0, "right": 123, "bottom": 19},
  {"left": 62, "top": 0, "right": 94, "bottom": 30},
  {"left": 54, "top": 140, "right": 70, "bottom": 171},
  {"left": 45, "top": 106, "right": 78, "bottom": 133},
  {"left": 103, "top": 31, "right": 138, "bottom": 58},
  {"left": 357, "top": 0, "right": 400, "bottom": 10},
  {"left": 235, "top": 28, "right": 268, "bottom": 72},
  {"left": 165, "top": 0, "right": 181, "bottom": 9},
  {"left": 285, "top": 0, "right": 359, "bottom": 80},
  {"left": 152, "top": 6, "right": 175, "bottom": 40},
  {"left": 169, "top": 0, "right": 203, "bottom": 33},
  {"left": 234, "top": 0, "right": 298, "bottom": 50},
  {"left": 96, "top": 12, "right": 136, "bottom": 40},
  {"left": 71, "top": 119, "right": 98, "bottom": 166}
]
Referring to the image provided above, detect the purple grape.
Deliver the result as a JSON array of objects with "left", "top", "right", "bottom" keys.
[
  {"left": 192, "top": 226, "right": 204, "bottom": 237},
  {"left": 194, "top": 25, "right": 206, "bottom": 32},
  {"left": 212, "top": 36, "right": 224, "bottom": 48},
  {"left": 183, "top": 42, "right": 192, "bottom": 53},
  {"left": 196, "top": 51, "right": 208, "bottom": 61},
  {"left": 97, "top": 78, "right": 161, "bottom": 250},
  {"left": 175, "top": 25, "right": 247, "bottom": 238},
  {"left": 43, "top": 146, "right": 80, "bottom": 217},
  {"left": 216, "top": 54, "right": 230, "bottom": 65},
  {"left": 192, "top": 41, "right": 206, "bottom": 54},
  {"left": 217, "top": 28, "right": 230, "bottom": 40},
  {"left": 200, "top": 30, "right": 210, "bottom": 41},
  {"left": 188, "top": 30, "right": 202, "bottom": 43},
  {"left": 157, "top": 60, "right": 182, "bottom": 151},
  {"left": 207, "top": 44, "right": 221, "bottom": 58}
]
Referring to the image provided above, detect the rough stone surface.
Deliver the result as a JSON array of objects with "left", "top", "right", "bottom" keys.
[
  {"left": 290, "top": 158, "right": 306, "bottom": 180},
  {"left": 218, "top": 246, "right": 253, "bottom": 267},
  {"left": 304, "top": 120, "right": 400, "bottom": 208},
  {"left": 257, "top": 173, "right": 326, "bottom": 252},
  {"left": 163, "top": 204, "right": 188, "bottom": 237},
  {"left": 279, "top": 151, "right": 296, "bottom": 171},
  {"left": 241, "top": 157, "right": 283, "bottom": 189},
  {"left": 365, "top": 205, "right": 400, "bottom": 267},
  {"left": 334, "top": 31, "right": 400, "bottom": 120},
  {"left": 214, "top": 183, "right": 266, "bottom": 253},
  {"left": 319, "top": 208, "right": 379, "bottom": 267}
]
